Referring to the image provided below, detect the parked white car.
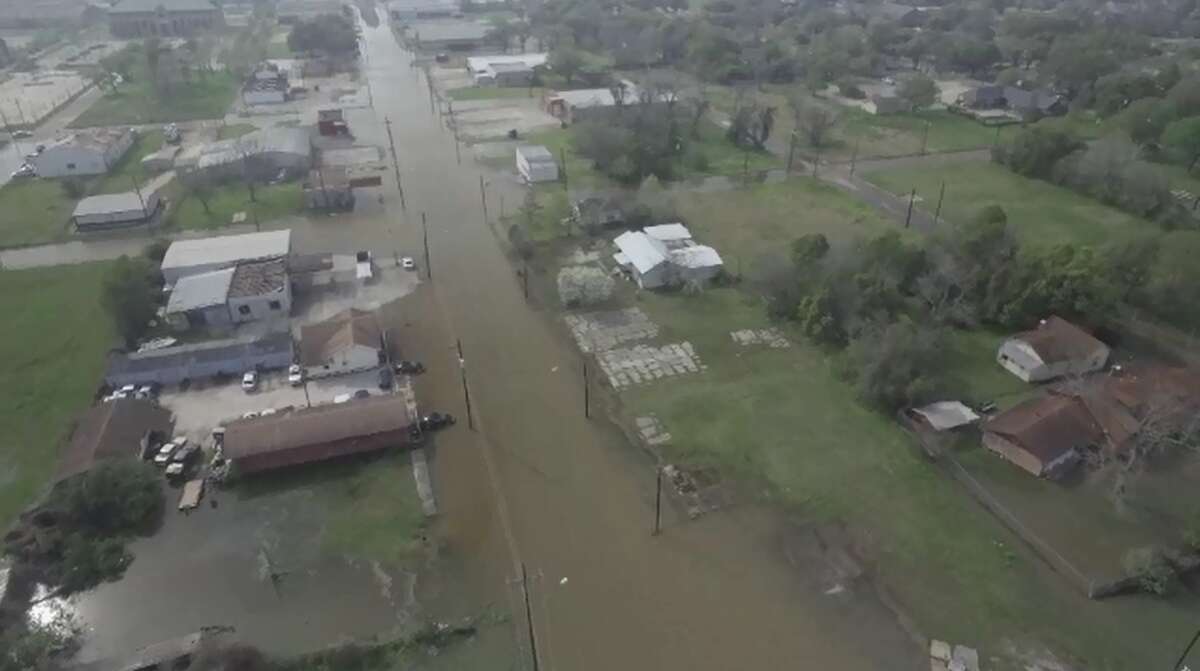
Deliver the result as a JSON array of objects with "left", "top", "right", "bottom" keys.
[
  {"left": 401, "top": 256, "right": 416, "bottom": 270},
  {"left": 242, "top": 371, "right": 259, "bottom": 392},
  {"left": 288, "top": 364, "right": 304, "bottom": 386}
]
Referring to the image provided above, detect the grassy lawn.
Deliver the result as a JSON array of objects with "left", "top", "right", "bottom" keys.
[
  {"left": 0, "top": 180, "right": 76, "bottom": 247},
  {"left": 524, "top": 128, "right": 611, "bottom": 192},
  {"left": 675, "top": 177, "right": 895, "bottom": 265},
  {"left": 0, "top": 263, "right": 115, "bottom": 529},
  {"left": 864, "top": 160, "right": 1152, "bottom": 248},
  {"left": 168, "top": 182, "right": 302, "bottom": 231},
  {"left": 448, "top": 86, "right": 544, "bottom": 101},
  {"left": 216, "top": 123, "right": 257, "bottom": 141},
  {"left": 91, "top": 130, "right": 165, "bottom": 195},
  {"left": 617, "top": 286, "right": 1200, "bottom": 670},
  {"left": 942, "top": 328, "right": 1033, "bottom": 409},
  {"left": 319, "top": 453, "right": 427, "bottom": 562}
]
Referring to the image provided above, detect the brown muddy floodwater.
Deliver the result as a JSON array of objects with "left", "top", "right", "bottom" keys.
[{"left": 58, "top": 8, "right": 923, "bottom": 669}]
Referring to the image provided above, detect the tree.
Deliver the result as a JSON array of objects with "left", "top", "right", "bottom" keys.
[
  {"left": 143, "top": 37, "right": 163, "bottom": 94},
  {"left": 60, "top": 460, "right": 163, "bottom": 534},
  {"left": 791, "top": 233, "right": 830, "bottom": 266},
  {"left": 185, "top": 171, "right": 216, "bottom": 215},
  {"left": 57, "top": 534, "right": 132, "bottom": 594},
  {"left": 0, "top": 604, "right": 79, "bottom": 671},
  {"left": 287, "top": 14, "right": 358, "bottom": 57},
  {"left": 61, "top": 178, "right": 86, "bottom": 199},
  {"left": 101, "top": 255, "right": 161, "bottom": 348},
  {"left": 846, "top": 319, "right": 945, "bottom": 411},
  {"left": 1116, "top": 97, "right": 1174, "bottom": 146},
  {"left": 1122, "top": 546, "right": 1174, "bottom": 596},
  {"left": 1162, "top": 115, "right": 1200, "bottom": 172},
  {"left": 549, "top": 45, "right": 586, "bottom": 86},
  {"left": 896, "top": 73, "right": 939, "bottom": 109},
  {"left": 488, "top": 16, "right": 515, "bottom": 52},
  {"left": 727, "top": 99, "right": 776, "bottom": 150},
  {"left": 1143, "top": 230, "right": 1200, "bottom": 329},
  {"left": 992, "top": 126, "right": 1083, "bottom": 179},
  {"left": 791, "top": 96, "right": 838, "bottom": 148},
  {"left": 142, "top": 238, "right": 170, "bottom": 262}
]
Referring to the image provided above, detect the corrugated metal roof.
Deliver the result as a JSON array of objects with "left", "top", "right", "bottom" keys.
[
  {"left": 517, "top": 145, "right": 554, "bottom": 162},
  {"left": 106, "top": 332, "right": 294, "bottom": 379},
  {"left": 1010, "top": 316, "right": 1107, "bottom": 366},
  {"left": 466, "top": 53, "right": 547, "bottom": 74},
  {"left": 409, "top": 21, "right": 491, "bottom": 41},
  {"left": 670, "top": 245, "right": 722, "bottom": 269},
  {"left": 643, "top": 223, "right": 691, "bottom": 242},
  {"left": 911, "top": 401, "right": 980, "bottom": 431},
  {"left": 44, "top": 127, "right": 131, "bottom": 153},
  {"left": 109, "top": 0, "right": 217, "bottom": 13},
  {"left": 166, "top": 267, "right": 235, "bottom": 313},
  {"left": 223, "top": 394, "right": 413, "bottom": 461},
  {"left": 72, "top": 192, "right": 147, "bottom": 217},
  {"left": 229, "top": 258, "right": 287, "bottom": 298},
  {"left": 161, "top": 230, "right": 291, "bottom": 274},
  {"left": 613, "top": 231, "right": 667, "bottom": 274}
]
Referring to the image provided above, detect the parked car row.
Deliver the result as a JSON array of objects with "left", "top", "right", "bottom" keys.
[{"left": 103, "top": 383, "right": 159, "bottom": 403}]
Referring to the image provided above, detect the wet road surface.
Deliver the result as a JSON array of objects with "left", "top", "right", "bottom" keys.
[{"left": 351, "top": 11, "right": 921, "bottom": 671}]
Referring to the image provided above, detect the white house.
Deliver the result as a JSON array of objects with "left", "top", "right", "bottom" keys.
[
  {"left": 516, "top": 145, "right": 558, "bottom": 183},
  {"left": 997, "top": 316, "right": 1110, "bottom": 383},
  {"left": 34, "top": 127, "right": 136, "bottom": 177},
  {"left": 466, "top": 53, "right": 547, "bottom": 85},
  {"left": 613, "top": 231, "right": 671, "bottom": 289},
  {"left": 299, "top": 308, "right": 383, "bottom": 379},
  {"left": 161, "top": 230, "right": 291, "bottom": 284}
]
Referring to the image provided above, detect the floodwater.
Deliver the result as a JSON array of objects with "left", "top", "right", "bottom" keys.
[
  {"left": 338, "top": 10, "right": 923, "bottom": 671},
  {"left": 46, "top": 8, "right": 923, "bottom": 668}
]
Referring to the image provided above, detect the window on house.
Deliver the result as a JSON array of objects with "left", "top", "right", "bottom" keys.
[
  {"left": 67, "top": 163, "right": 76, "bottom": 170},
  {"left": 269, "top": 300, "right": 282, "bottom": 310},
  {"left": 238, "top": 305, "right": 251, "bottom": 315}
]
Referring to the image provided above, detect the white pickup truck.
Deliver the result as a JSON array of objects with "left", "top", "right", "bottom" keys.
[{"left": 355, "top": 250, "right": 373, "bottom": 282}]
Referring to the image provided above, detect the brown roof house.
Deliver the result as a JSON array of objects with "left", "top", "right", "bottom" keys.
[
  {"left": 57, "top": 399, "right": 174, "bottom": 482},
  {"left": 982, "top": 395, "right": 1102, "bottom": 479},
  {"left": 996, "top": 316, "right": 1110, "bottom": 383},
  {"left": 223, "top": 395, "right": 414, "bottom": 475},
  {"left": 299, "top": 308, "right": 384, "bottom": 379}
]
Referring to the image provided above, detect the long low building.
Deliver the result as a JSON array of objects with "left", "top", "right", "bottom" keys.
[
  {"left": 72, "top": 191, "right": 161, "bottom": 233},
  {"left": 161, "top": 229, "right": 291, "bottom": 284},
  {"left": 223, "top": 395, "right": 415, "bottom": 475},
  {"left": 105, "top": 332, "right": 294, "bottom": 387},
  {"left": 165, "top": 258, "right": 292, "bottom": 330}
]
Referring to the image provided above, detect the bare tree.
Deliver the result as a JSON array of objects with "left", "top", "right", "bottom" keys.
[{"left": 790, "top": 95, "right": 838, "bottom": 149}]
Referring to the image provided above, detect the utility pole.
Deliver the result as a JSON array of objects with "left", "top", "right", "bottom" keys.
[
  {"left": 383, "top": 116, "right": 406, "bottom": 210},
  {"left": 522, "top": 261, "right": 529, "bottom": 300},
  {"left": 786, "top": 130, "right": 797, "bottom": 174},
  {"left": 0, "top": 107, "right": 24, "bottom": 157},
  {"left": 478, "top": 176, "right": 488, "bottom": 225},
  {"left": 741, "top": 148, "right": 749, "bottom": 186},
  {"left": 421, "top": 212, "right": 432, "bottom": 281},
  {"left": 905, "top": 188, "right": 916, "bottom": 229},
  {"left": 920, "top": 121, "right": 930, "bottom": 156},
  {"left": 560, "top": 147, "right": 568, "bottom": 190},
  {"left": 849, "top": 137, "right": 860, "bottom": 177},
  {"left": 583, "top": 361, "right": 590, "bottom": 418},
  {"left": 13, "top": 98, "right": 27, "bottom": 126},
  {"left": 811, "top": 146, "right": 820, "bottom": 178},
  {"left": 521, "top": 563, "right": 541, "bottom": 671},
  {"left": 933, "top": 181, "right": 946, "bottom": 225},
  {"left": 129, "top": 175, "right": 148, "bottom": 218},
  {"left": 457, "top": 339, "right": 474, "bottom": 430},
  {"left": 652, "top": 467, "right": 663, "bottom": 536}
]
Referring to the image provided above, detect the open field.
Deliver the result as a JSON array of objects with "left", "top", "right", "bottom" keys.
[
  {"left": 614, "top": 285, "right": 1200, "bottom": 670},
  {"left": 168, "top": 182, "right": 302, "bottom": 232},
  {"left": 0, "top": 263, "right": 115, "bottom": 528},
  {"left": 864, "top": 160, "right": 1152, "bottom": 248},
  {"left": 69, "top": 45, "right": 238, "bottom": 128}
]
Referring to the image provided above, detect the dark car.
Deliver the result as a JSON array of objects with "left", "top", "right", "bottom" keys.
[
  {"left": 378, "top": 367, "right": 394, "bottom": 390},
  {"left": 395, "top": 360, "right": 425, "bottom": 375},
  {"left": 354, "top": 389, "right": 371, "bottom": 400},
  {"left": 419, "top": 412, "right": 456, "bottom": 432}
]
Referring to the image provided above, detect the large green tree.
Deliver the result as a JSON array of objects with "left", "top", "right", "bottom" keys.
[
  {"left": 101, "top": 255, "right": 161, "bottom": 348},
  {"left": 1162, "top": 115, "right": 1200, "bottom": 171}
]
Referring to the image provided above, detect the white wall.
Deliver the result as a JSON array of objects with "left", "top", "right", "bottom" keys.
[
  {"left": 304, "top": 344, "right": 379, "bottom": 379},
  {"left": 228, "top": 283, "right": 292, "bottom": 323}
]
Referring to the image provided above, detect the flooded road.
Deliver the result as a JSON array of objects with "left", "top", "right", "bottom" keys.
[{"left": 347, "top": 11, "right": 921, "bottom": 671}]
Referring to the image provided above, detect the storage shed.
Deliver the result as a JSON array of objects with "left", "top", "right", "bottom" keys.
[
  {"left": 516, "top": 145, "right": 558, "bottom": 183},
  {"left": 104, "top": 332, "right": 294, "bottom": 387},
  {"left": 71, "top": 190, "right": 160, "bottom": 232}
]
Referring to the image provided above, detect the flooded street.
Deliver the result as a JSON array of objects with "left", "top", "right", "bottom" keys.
[{"left": 339, "top": 10, "right": 921, "bottom": 671}]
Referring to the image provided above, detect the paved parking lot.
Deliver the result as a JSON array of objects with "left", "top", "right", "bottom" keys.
[{"left": 160, "top": 367, "right": 394, "bottom": 443}]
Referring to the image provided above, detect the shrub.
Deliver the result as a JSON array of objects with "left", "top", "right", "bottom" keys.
[{"left": 1122, "top": 546, "right": 1174, "bottom": 596}]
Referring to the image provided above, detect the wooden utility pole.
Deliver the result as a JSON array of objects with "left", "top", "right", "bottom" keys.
[
  {"left": 933, "top": 181, "right": 946, "bottom": 224},
  {"left": 521, "top": 563, "right": 541, "bottom": 671},
  {"left": 920, "top": 121, "right": 930, "bottom": 156},
  {"left": 653, "top": 467, "right": 663, "bottom": 536},
  {"left": 421, "top": 212, "right": 432, "bottom": 280},
  {"left": 522, "top": 261, "right": 529, "bottom": 300},
  {"left": 849, "top": 137, "right": 860, "bottom": 177},
  {"left": 384, "top": 116, "right": 406, "bottom": 210},
  {"left": 479, "top": 176, "right": 488, "bottom": 225},
  {"left": 905, "top": 188, "right": 916, "bottom": 229},
  {"left": 560, "top": 147, "right": 568, "bottom": 190},
  {"left": 457, "top": 338, "right": 474, "bottom": 430},
  {"left": 786, "top": 130, "right": 797, "bottom": 174},
  {"left": 583, "top": 361, "right": 590, "bottom": 418},
  {"left": 811, "top": 146, "right": 820, "bottom": 178}
]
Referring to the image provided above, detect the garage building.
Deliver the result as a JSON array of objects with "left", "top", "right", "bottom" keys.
[
  {"left": 223, "top": 395, "right": 415, "bottom": 475},
  {"left": 160, "top": 229, "right": 291, "bottom": 284},
  {"left": 105, "top": 332, "right": 294, "bottom": 387}
]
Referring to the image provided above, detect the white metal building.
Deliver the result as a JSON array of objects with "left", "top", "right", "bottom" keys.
[
  {"left": 613, "top": 231, "right": 671, "bottom": 289},
  {"left": 160, "top": 230, "right": 291, "bottom": 284},
  {"left": 613, "top": 224, "right": 724, "bottom": 289},
  {"left": 388, "top": 0, "right": 458, "bottom": 21},
  {"left": 669, "top": 245, "right": 724, "bottom": 284},
  {"left": 71, "top": 190, "right": 160, "bottom": 232},
  {"left": 33, "top": 127, "right": 136, "bottom": 177},
  {"left": 516, "top": 145, "right": 558, "bottom": 183},
  {"left": 165, "top": 266, "right": 236, "bottom": 329}
]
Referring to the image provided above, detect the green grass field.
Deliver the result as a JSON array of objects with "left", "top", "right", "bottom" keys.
[
  {"left": 168, "top": 182, "right": 302, "bottom": 232},
  {"left": 448, "top": 86, "right": 544, "bottom": 101},
  {"left": 0, "top": 263, "right": 115, "bottom": 529},
  {"left": 618, "top": 285, "right": 1200, "bottom": 670},
  {"left": 70, "top": 69, "right": 237, "bottom": 128},
  {"left": 864, "top": 160, "right": 1153, "bottom": 248},
  {"left": 216, "top": 123, "right": 257, "bottom": 141},
  {"left": 91, "top": 130, "right": 165, "bottom": 195}
]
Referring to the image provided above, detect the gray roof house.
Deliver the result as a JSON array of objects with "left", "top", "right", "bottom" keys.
[{"left": 1003, "top": 86, "right": 1066, "bottom": 118}]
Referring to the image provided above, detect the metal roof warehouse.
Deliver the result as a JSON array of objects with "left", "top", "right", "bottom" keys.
[
  {"left": 223, "top": 395, "right": 415, "bottom": 474},
  {"left": 105, "top": 332, "right": 294, "bottom": 387},
  {"left": 160, "top": 230, "right": 291, "bottom": 283}
]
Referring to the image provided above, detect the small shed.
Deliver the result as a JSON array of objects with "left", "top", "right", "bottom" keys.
[
  {"left": 669, "top": 245, "right": 724, "bottom": 284},
  {"left": 871, "top": 91, "right": 909, "bottom": 115},
  {"left": 516, "top": 145, "right": 558, "bottom": 183},
  {"left": 72, "top": 191, "right": 160, "bottom": 233},
  {"left": 907, "top": 401, "right": 981, "bottom": 431}
]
